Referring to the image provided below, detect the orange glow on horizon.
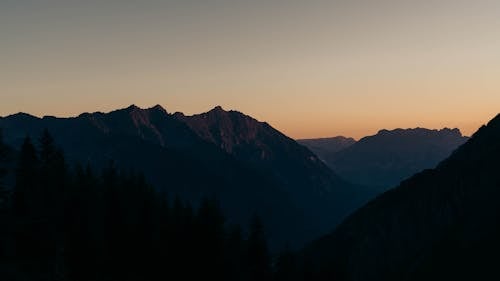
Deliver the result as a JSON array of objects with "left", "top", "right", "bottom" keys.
[{"left": 1, "top": 1, "right": 499, "bottom": 140}]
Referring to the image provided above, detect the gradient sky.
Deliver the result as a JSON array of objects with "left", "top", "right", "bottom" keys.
[{"left": 1, "top": 0, "right": 499, "bottom": 139}]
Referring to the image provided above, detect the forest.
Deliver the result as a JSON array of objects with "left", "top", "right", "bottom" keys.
[{"left": 0, "top": 129, "right": 313, "bottom": 281}]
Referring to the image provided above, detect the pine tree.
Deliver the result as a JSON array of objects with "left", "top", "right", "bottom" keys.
[
  {"left": 65, "top": 163, "right": 99, "bottom": 281},
  {"left": 13, "top": 136, "right": 39, "bottom": 216},
  {"left": 274, "top": 244, "right": 298, "bottom": 281},
  {"left": 0, "top": 129, "right": 9, "bottom": 209},
  {"left": 196, "top": 197, "right": 226, "bottom": 279},
  {"left": 38, "top": 129, "right": 67, "bottom": 218},
  {"left": 39, "top": 129, "right": 57, "bottom": 167},
  {"left": 12, "top": 136, "right": 59, "bottom": 278},
  {"left": 226, "top": 224, "right": 245, "bottom": 280},
  {"left": 5, "top": 131, "right": 285, "bottom": 281},
  {"left": 0, "top": 129, "right": 10, "bottom": 266},
  {"left": 151, "top": 191, "right": 170, "bottom": 279},
  {"left": 247, "top": 214, "right": 272, "bottom": 281},
  {"left": 37, "top": 130, "right": 68, "bottom": 279},
  {"left": 101, "top": 161, "right": 126, "bottom": 280}
]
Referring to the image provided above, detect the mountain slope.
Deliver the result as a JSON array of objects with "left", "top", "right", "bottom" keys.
[
  {"left": 316, "top": 128, "right": 468, "bottom": 189},
  {"left": 174, "top": 107, "right": 347, "bottom": 196},
  {"left": 0, "top": 105, "right": 373, "bottom": 248},
  {"left": 297, "top": 136, "right": 356, "bottom": 162},
  {"left": 0, "top": 106, "right": 304, "bottom": 247},
  {"left": 303, "top": 114, "right": 500, "bottom": 281},
  {"left": 174, "top": 107, "right": 374, "bottom": 238}
]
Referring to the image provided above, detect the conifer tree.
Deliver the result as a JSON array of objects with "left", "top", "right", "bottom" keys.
[
  {"left": 196, "top": 197, "right": 226, "bottom": 279},
  {"left": 247, "top": 214, "right": 272, "bottom": 281},
  {"left": 0, "top": 129, "right": 8, "bottom": 209},
  {"left": 3, "top": 132, "right": 284, "bottom": 281},
  {"left": 274, "top": 244, "right": 298, "bottom": 281},
  {"left": 38, "top": 129, "right": 67, "bottom": 223},
  {"left": 226, "top": 224, "right": 245, "bottom": 280},
  {"left": 65, "top": 163, "right": 99, "bottom": 281},
  {"left": 13, "top": 136, "right": 39, "bottom": 216}
]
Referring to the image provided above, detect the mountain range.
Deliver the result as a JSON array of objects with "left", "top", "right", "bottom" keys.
[
  {"left": 303, "top": 114, "right": 500, "bottom": 280},
  {"left": 299, "top": 128, "right": 468, "bottom": 189},
  {"left": 3, "top": 104, "right": 498, "bottom": 280},
  {"left": 0, "top": 105, "right": 373, "bottom": 248}
]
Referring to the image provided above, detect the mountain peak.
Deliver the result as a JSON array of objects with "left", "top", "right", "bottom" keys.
[
  {"left": 375, "top": 127, "right": 463, "bottom": 138},
  {"left": 126, "top": 104, "right": 141, "bottom": 111},
  {"left": 209, "top": 105, "right": 225, "bottom": 113},
  {"left": 149, "top": 104, "right": 168, "bottom": 114},
  {"left": 119, "top": 104, "right": 168, "bottom": 118},
  {"left": 172, "top": 112, "right": 185, "bottom": 118},
  {"left": 3, "top": 112, "right": 40, "bottom": 122}
]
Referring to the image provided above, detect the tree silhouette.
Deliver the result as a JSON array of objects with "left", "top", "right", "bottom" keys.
[
  {"left": 65, "top": 163, "right": 99, "bottom": 281},
  {"left": 274, "top": 244, "right": 298, "bottom": 281},
  {"left": 38, "top": 129, "right": 68, "bottom": 227},
  {"left": 13, "top": 136, "right": 39, "bottom": 216},
  {"left": 0, "top": 132, "right": 297, "bottom": 281},
  {"left": 195, "top": 197, "right": 226, "bottom": 279},
  {"left": 247, "top": 214, "right": 272, "bottom": 281},
  {"left": 226, "top": 224, "right": 245, "bottom": 280},
  {"left": 0, "top": 129, "right": 8, "bottom": 209}
]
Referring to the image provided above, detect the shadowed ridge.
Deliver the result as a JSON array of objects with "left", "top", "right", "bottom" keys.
[
  {"left": 303, "top": 113, "right": 500, "bottom": 281},
  {"left": 0, "top": 104, "right": 376, "bottom": 249},
  {"left": 148, "top": 104, "right": 168, "bottom": 114},
  {"left": 0, "top": 104, "right": 342, "bottom": 249},
  {"left": 325, "top": 127, "right": 468, "bottom": 188},
  {"left": 174, "top": 105, "right": 266, "bottom": 151},
  {"left": 375, "top": 127, "right": 464, "bottom": 138},
  {"left": 210, "top": 105, "right": 224, "bottom": 113},
  {"left": 486, "top": 113, "right": 500, "bottom": 128},
  {"left": 2, "top": 112, "right": 40, "bottom": 121},
  {"left": 174, "top": 105, "right": 374, "bottom": 245}
]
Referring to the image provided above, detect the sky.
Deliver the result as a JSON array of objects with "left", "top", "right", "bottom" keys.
[{"left": 1, "top": 0, "right": 499, "bottom": 139}]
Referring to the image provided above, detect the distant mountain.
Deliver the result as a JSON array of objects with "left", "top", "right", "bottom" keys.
[
  {"left": 303, "top": 114, "right": 500, "bottom": 281},
  {"left": 303, "top": 128, "right": 468, "bottom": 189},
  {"left": 297, "top": 137, "right": 356, "bottom": 162},
  {"left": 0, "top": 105, "right": 372, "bottom": 248}
]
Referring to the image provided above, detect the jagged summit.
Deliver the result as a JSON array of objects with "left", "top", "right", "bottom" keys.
[
  {"left": 0, "top": 103, "right": 369, "bottom": 249},
  {"left": 4, "top": 112, "right": 38, "bottom": 120},
  {"left": 149, "top": 104, "right": 168, "bottom": 114},
  {"left": 172, "top": 111, "right": 185, "bottom": 118},
  {"left": 105, "top": 104, "right": 168, "bottom": 115},
  {"left": 126, "top": 104, "right": 140, "bottom": 111},
  {"left": 304, "top": 127, "right": 469, "bottom": 188},
  {"left": 168, "top": 106, "right": 257, "bottom": 125},
  {"left": 210, "top": 105, "right": 225, "bottom": 113},
  {"left": 376, "top": 127, "right": 463, "bottom": 137},
  {"left": 174, "top": 105, "right": 275, "bottom": 153},
  {"left": 201, "top": 105, "right": 250, "bottom": 120}
]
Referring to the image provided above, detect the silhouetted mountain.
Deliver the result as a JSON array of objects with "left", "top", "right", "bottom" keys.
[
  {"left": 303, "top": 114, "right": 500, "bottom": 281},
  {"left": 175, "top": 107, "right": 345, "bottom": 195},
  {"left": 297, "top": 137, "right": 356, "bottom": 162},
  {"left": 308, "top": 128, "right": 468, "bottom": 189},
  {"left": 0, "top": 105, "right": 372, "bottom": 248},
  {"left": 174, "top": 106, "right": 375, "bottom": 243}
]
